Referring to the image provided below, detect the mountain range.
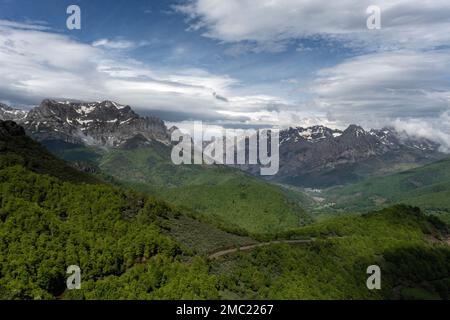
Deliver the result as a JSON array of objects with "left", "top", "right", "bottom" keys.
[
  {"left": 1, "top": 99, "right": 446, "bottom": 189},
  {"left": 250, "top": 124, "right": 444, "bottom": 187},
  {"left": 2, "top": 100, "right": 313, "bottom": 234},
  {"left": 8, "top": 99, "right": 170, "bottom": 147}
]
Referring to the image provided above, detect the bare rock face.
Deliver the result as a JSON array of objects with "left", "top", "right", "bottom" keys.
[
  {"left": 0, "top": 100, "right": 445, "bottom": 188},
  {"left": 0, "top": 103, "right": 28, "bottom": 122},
  {"left": 1, "top": 99, "right": 170, "bottom": 148},
  {"left": 244, "top": 124, "right": 443, "bottom": 187}
]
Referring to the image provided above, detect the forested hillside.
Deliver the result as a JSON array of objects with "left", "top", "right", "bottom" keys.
[
  {"left": 45, "top": 139, "right": 311, "bottom": 234},
  {"left": 207, "top": 205, "right": 449, "bottom": 300},
  {"left": 1, "top": 120, "right": 449, "bottom": 300},
  {"left": 324, "top": 157, "right": 450, "bottom": 223},
  {"left": 0, "top": 121, "right": 98, "bottom": 184}
]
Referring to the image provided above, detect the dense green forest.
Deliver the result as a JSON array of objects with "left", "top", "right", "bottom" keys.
[
  {"left": 1, "top": 120, "right": 449, "bottom": 299},
  {"left": 45, "top": 139, "right": 311, "bottom": 234},
  {"left": 196, "top": 205, "right": 446, "bottom": 300},
  {"left": 2, "top": 163, "right": 448, "bottom": 299}
]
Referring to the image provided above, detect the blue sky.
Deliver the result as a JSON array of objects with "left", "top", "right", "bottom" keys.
[
  {"left": 0, "top": 0, "right": 344, "bottom": 92},
  {"left": 0, "top": 0, "right": 450, "bottom": 149}
]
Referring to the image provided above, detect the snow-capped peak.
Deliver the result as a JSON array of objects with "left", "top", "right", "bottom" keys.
[
  {"left": 0, "top": 103, "right": 29, "bottom": 121},
  {"left": 280, "top": 125, "right": 343, "bottom": 144}
]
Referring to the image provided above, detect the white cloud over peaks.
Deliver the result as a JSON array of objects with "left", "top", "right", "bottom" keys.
[
  {"left": 0, "top": 21, "right": 104, "bottom": 103},
  {"left": 177, "top": 0, "right": 450, "bottom": 50},
  {"left": 310, "top": 50, "right": 450, "bottom": 147},
  {"left": 392, "top": 115, "right": 450, "bottom": 152},
  {"left": 0, "top": 20, "right": 291, "bottom": 125}
]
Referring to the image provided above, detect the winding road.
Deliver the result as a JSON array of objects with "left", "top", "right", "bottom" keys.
[
  {"left": 208, "top": 239, "right": 315, "bottom": 259},
  {"left": 208, "top": 234, "right": 450, "bottom": 259}
]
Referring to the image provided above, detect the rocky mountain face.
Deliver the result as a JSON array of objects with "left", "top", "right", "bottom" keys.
[
  {"left": 0, "top": 100, "right": 170, "bottom": 148},
  {"left": 0, "top": 103, "right": 28, "bottom": 122},
  {"left": 1, "top": 100, "right": 445, "bottom": 188},
  {"left": 256, "top": 124, "right": 444, "bottom": 187}
]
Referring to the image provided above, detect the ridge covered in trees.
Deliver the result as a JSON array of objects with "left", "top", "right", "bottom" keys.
[{"left": 0, "top": 120, "right": 449, "bottom": 300}]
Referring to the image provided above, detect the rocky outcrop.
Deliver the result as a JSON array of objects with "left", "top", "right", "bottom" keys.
[
  {"left": 244, "top": 124, "right": 443, "bottom": 187},
  {"left": 0, "top": 103, "right": 28, "bottom": 122},
  {"left": 1, "top": 99, "right": 170, "bottom": 148}
]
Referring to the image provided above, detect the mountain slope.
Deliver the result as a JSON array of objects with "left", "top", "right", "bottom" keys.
[
  {"left": 238, "top": 125, "right": 445, "bottom": 188},
  {"left": 0, "top": 120, "right": 98, "bottom": 184},
  {"left": 0, "top": 122, "right": 258, "bottom": 299},
  {"left": 325, "top": 157, "right": 450, "bottom": 219},
  {"left": 0, "top": 103, "right": 28, "bottom": 121},
  {"left": 0, "top": 159, "right": 222, "bottom": 299},
  {"left": 1, "top": 120, "right": 449, "bottom": 300},
  {"left": 38, "top": 130, "right": 312, "bottom": 234},
  {"left": 0, "top": 100, "right": 312, "bottom": 234},
  {"left": 0, "top": 100, "right": 169, "bottom": 147},
  {"left": 251, "top": 125, "right": 445, "bottom": 188},
  {"left": 213, "top": 205, "right": 449, "bottom": 300},
  {"left": 99, "top": 145, "right": 312, "bottom": 234}
]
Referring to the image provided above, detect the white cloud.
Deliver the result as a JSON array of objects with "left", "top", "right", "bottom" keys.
[
  {"left": 1, "top": 17, "right": 449, "bottom": 150},
  {"left": 176, "top": 0, "right": 450, "bottom": 50},
  {"left": 0, "top": 20, "right": 290, "bottom": 126},
  {"left": 92, "top": 38, "right": 152, "bottom": 50},
  {"left": 312, "top": 50, "right": 450, "bottom": 117},
  {"left": 92, "top": 39, "right": 135, "bottom": 50},
  {"left": 392, "top": 114, "right": 450, "bottom": 152},
  {"left": 0, "top": 19, "right": 50, "bottom": 31},
  {"left": 0, "top": 21, "right": 104, "bottom": 103},
  {"left": 310, "top": 50, "right": 450, "bottom": 147}
]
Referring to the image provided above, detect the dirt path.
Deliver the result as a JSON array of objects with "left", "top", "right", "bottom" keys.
[{"left": 208, "top": 239, "right": 314, "bottom": 259}]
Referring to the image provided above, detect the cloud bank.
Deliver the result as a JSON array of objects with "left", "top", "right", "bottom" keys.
[{"left": 0, "top": 20, "right": 292, "bottom": 125}]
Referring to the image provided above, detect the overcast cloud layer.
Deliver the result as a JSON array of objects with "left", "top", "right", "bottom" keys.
[
  {"left": 0, "top": 0, "right": 449, "bottom": 150},
  {"left": 177, "top": 0, "right": 450, "bottom": 50}
]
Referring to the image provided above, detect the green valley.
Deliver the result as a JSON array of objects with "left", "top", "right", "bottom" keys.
[
  {"left": 44, "top": 140, "right": 311, "bottom": 235},
  {"left": 323, "top": 157, "right": 450, "bottom": 223}
]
